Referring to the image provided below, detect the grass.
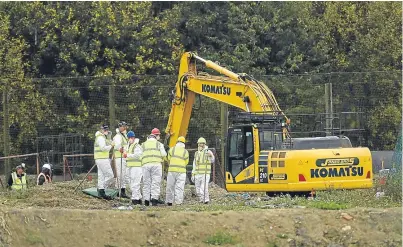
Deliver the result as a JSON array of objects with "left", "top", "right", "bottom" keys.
[
  {"left": 308, "top": 201, "right": 348, "bottom": 210},
  {"left": 0, "top": 176, "right": 401, "bottom": 213},
  {"left": 204, "top": 231, "right": 238, "bottom": 245},
  {"left": 276, "top": 234, "right": 288, "bottom": 239},
  {"left": 266, "top": 242, "right": 280, "bottom": 247},
  {"left": 25, "top": 231, "right": 44, "bottom": 245}
]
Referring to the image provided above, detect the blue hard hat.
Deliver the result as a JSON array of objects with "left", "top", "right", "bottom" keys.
[{"left": 127, "top": 131, "right": 135, "bottom": 138}]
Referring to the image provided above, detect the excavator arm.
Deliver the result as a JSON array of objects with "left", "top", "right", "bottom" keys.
[{"left": 165, "top": 52, "right": 289, "bottom": 148}]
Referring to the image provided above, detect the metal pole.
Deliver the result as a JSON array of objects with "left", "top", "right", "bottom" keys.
[
  {"left": 63, "top": 156, "right": 66, "bottom": 181},
  {"left": 325, "top": 83, "right": 331, "bottom": 136},
  {"left": 109, "top": 84, "right": 116, "bottom": 130},
  {"left": 119, "top": 152, "right": 122, "bottom": 202},
  {"left": 329, "top": 83, "right": 333, "bottom": 135},
  {"left": 74, "top": 163, "right": 97, "bottom": 192},
  {"left": 36, "top": 154, "right": 40, "bottom": 175},
  {"left": 220, "top": 103, "right": 228, "bottom": 178},
  {"left": 2, "top": 88, "right": 10, "bottom": 176}
]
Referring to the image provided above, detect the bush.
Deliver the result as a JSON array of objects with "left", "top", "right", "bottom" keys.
[{"left": 384, "top": 168, "right": 402, "bottom": 202}]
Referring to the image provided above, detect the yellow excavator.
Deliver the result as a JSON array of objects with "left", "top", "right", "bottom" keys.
[{"left": 165, "top": 52, "right": 373, "bottom": 194}]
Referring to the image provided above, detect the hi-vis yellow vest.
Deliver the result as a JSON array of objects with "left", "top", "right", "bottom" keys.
[
  {"left": 141, "top": 140, "right": 163, "bottom": 165},
  {"left": 168, "top": 146, "right": 189, "bottom": 173},
  {"left": 127, "top": 143, "right": 142, "bottom": 167},
  {"left": 115, "top": 132, "right": 128, "bottom": 157},
  {"left": 194, "top": 150, "right": 212, "bottom": 175},
  {"left": 11, "top": 172, "right": 27, "bottom": 190},
  {"left": 94, "top": 134, "right": 110, "bottom": 159}
]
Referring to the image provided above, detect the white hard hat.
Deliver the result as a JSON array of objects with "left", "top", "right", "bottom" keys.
[
  {"left": 21, "top": 163, "right": 26, "bottom": 168},
  {"left": 43, "top": 164, "right": 51, "bottom": 170}
]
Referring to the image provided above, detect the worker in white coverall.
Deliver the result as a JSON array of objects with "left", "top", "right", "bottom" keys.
[
  {"left": 113, "top": 121, "right": 129, "bottom": 198},
  {"left": 124, "top": 130, "right": 143, "bottom": 205},
  {"left": 165, "top": 136, "right": 189, "bottom": 206},
  {"left": 191, "top": 137, "right": 215, "bottom": 204},
  {"left": 141, "top": 128, "right": 167, "bottom": 206},
  {"left": 94, "top": 124, "right": 114, "bottom": 200}
]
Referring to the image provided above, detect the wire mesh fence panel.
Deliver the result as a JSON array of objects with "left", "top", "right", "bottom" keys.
[{"left": 0, "top": 71, "right": 401, "bottom": 180}]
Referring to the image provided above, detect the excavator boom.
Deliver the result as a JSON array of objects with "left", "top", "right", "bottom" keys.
[{"left": 165, "top": 52, "right": 289, "bottom": 147}]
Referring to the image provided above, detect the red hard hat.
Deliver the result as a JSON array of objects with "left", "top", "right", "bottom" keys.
[{"left": 151, "top": 128, "right": 161, "bottom": 135}]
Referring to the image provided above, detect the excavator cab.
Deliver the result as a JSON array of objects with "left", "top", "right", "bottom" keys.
[{"left": 225, "top": 113, "right": 287, "bottom": 183}]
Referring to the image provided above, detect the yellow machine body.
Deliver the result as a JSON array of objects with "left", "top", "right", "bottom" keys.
[
  {"left": 165, "top": 52, "right": 373, "bottom": 193},
  {"left": 225, "top": 126, "right": 373, "bottom": 192}
]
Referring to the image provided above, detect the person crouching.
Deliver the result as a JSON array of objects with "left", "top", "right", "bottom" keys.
[{"left": 37, "top": 164, "right": 52, "bottom": 185}]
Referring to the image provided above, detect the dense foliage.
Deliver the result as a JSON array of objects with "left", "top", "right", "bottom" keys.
[{"left": 0, "top": 2, "right": 401, "bottom": 163}]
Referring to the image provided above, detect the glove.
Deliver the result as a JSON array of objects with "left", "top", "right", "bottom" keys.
[
  {"left": 123, "top": 152, "right": 127, "bottom": 158},
  {"left": 119, "top": 147, "right": 124, "bottom": 153},
  {"left": 191, "top": 174, "right": 195, "bottom": 183}
]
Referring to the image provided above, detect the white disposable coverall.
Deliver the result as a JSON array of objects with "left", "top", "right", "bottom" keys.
[
  {"left": 94, "top": 131, "right": 114, "bottom": 190},
  {"left": 127, "top": 138, "right": 143, "bottom": 200},
  {"left": 165, "top": 142, "right": 188, "bottom": 205},
  {"left": 142, "top": 136, "right": 167, "bottom": 202},
  {"left": 192, "top": 146, "right": 215, "bottom": 203},
  {"left": 113, "top": 128, "right": 130, "bottom": 189}
]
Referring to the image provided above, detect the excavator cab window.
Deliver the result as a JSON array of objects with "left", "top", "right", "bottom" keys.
[
  {"left": 226, "top": 126, "right": 254, "bottom": 178},
  {"left": 259, "top": 129, "right": 283, "bottom": 150}
]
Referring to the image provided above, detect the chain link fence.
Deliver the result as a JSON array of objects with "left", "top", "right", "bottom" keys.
[{"left": 0, "top": 71, "right": 401, "bottom": 187}]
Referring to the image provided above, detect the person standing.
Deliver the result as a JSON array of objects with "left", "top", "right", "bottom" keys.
[
  {"left": 113, "top": 121, "right": 129, "bottom": 198},
  {"left": 191, "top": 137, "right": 214, "bottom": 204},
  {"left": 165, "top": 136, "right": 189, "bottom": 206},
  {"left": 141, "top": 128, "right": 167, "bottom": 206},
  {"left": 7, "top": 163, "right": 27, "bottom": 191},
  {"left": 94, "top": 124, "right": 115, "bottom": 200},
  {"left": 124, "top": 131, "right": 143, "bottom": 205}
]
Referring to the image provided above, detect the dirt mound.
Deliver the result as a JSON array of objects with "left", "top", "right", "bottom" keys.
[{"left": 0, "top": 207, "right": 401, "bottom": 247}]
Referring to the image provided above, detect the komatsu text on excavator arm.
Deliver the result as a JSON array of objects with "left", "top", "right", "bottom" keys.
[{"left": 165, "top": 52, "right": 289, "bottom": 147}]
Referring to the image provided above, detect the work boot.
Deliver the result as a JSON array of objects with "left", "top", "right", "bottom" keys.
[
  {"left": 204, "top": 201, "right": 209, "bottom": 205},
  {"left": 118, "top": 188, "right": 129, "bottom": 199},
  {"left": 167, "top": 203, "right": 173, "bottom": 206},
  {"left": 132, "top": 199, "right": 141, "bottom": 205},
  {"left": 98, "top": 189, "right": 112, "bottom": 200},
  {"left": 151, "top": 199, "right": 159, "bottom": 206},
  {"left": 144, "top": 200, "right": 150, "bottom": 206},
  {"left": 157, "top": 199, "right": 165, "bottom": 204}
]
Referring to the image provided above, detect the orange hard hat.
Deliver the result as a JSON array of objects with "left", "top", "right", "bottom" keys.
[{"left": 151, "top": 128, "right": 161, "bottom": 135}]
